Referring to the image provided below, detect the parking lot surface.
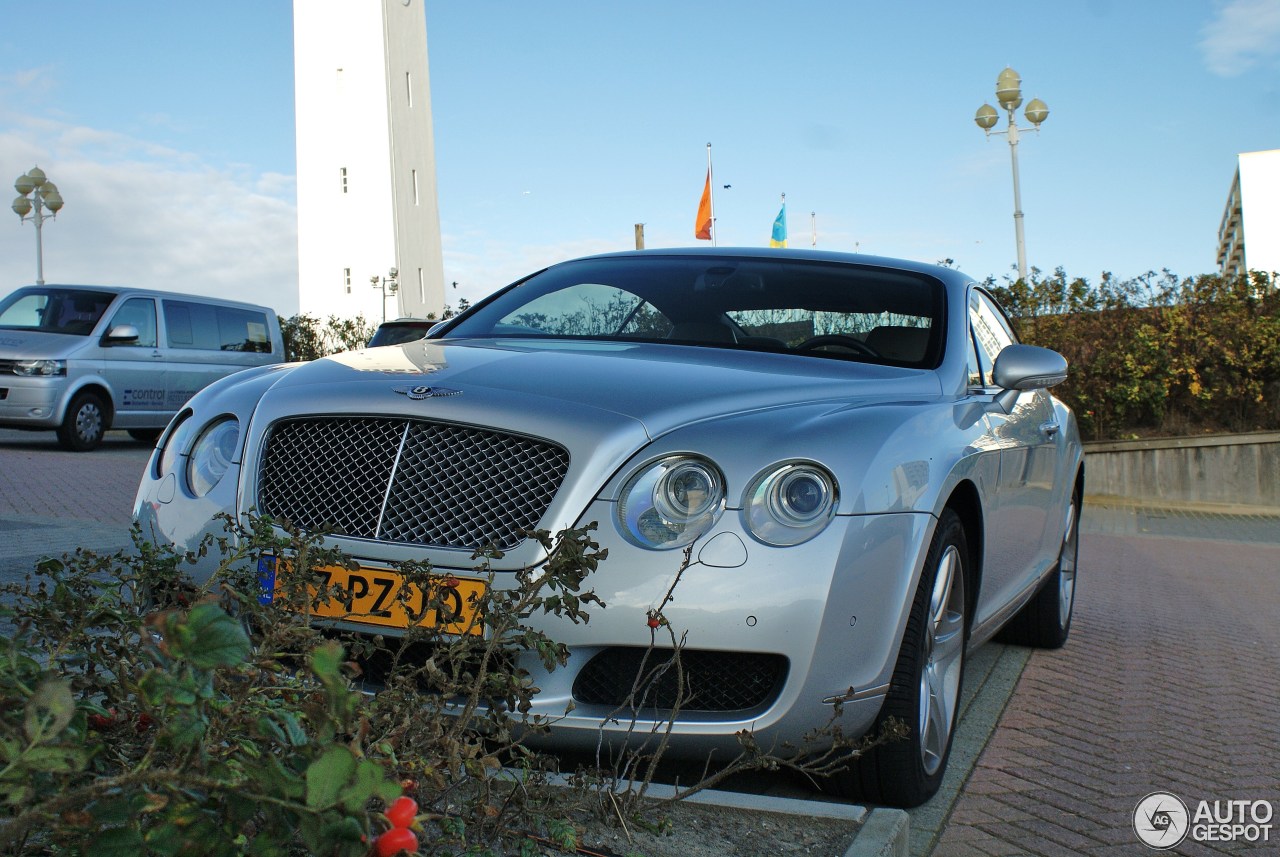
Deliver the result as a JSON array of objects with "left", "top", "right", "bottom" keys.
[
  {"left": 3, "top": 429, "right": 1278, "bottom": 855},
  {"left": 926, "top": 504, "right": 1280, "bottom": 857}
]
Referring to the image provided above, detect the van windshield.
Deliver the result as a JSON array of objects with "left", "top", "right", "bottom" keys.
[{"left": 0, "top": 288, "right": 117, "bottom": 336}]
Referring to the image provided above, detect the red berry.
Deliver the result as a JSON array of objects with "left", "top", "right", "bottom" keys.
[
  {"left": 385, "top": 796, "right": 418, "bottom": 829},
  {"left": 647, "top": 616, "right": 661, "bottom": 629},
  {"left": 88, "top": 713, "right": 114, "bottom": 731},
  {"left": 443, "top": 575, "right": 460, "bottom": 589},
  {"left": 374, "top": 827, "right": 418, "bottom": 856}
]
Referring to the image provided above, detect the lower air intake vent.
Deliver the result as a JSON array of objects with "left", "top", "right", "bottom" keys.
[{"left": 572, "top": 647, "right": 788, "bottom": 713}]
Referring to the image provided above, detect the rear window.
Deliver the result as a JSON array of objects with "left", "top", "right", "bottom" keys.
[{"left": 164, "top": 300, "right": 273, "bottom": 353}]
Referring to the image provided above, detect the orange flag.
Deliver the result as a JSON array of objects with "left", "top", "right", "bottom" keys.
[{"left": 694, "top": 169, "right": 712, "bottom": 240}]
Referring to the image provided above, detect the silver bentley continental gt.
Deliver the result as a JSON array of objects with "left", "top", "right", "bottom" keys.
[{"left": 133, "top": 249, "right": 1083, "bottom": 807}]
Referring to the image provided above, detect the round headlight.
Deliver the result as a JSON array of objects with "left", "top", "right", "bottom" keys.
[
  {"left": 186, "top": 418, "right": 240, "bottom": 497},
  {"left": 617, "top": 456, "right": 725, "bottom": 549},
  {"left": 744, "top": 463, "right": 838, "bottom": 546}
]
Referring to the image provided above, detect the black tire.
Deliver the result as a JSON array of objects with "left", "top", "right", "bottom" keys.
[
  {"left": 825, "top": 508, "right": 969, "bottom": 807},
  {"left": 56, "top": 391, "right": 108, "bottom": 452},
  {"left": 996, "top": 484, "right": 1080, "bottom": 650},
  {"left": 128, "top": 429, "right": 162, "bottom": 445}
]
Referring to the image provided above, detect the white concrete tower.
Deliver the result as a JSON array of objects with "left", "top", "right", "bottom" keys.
[{"left": 293, "top": 0, "right": 445, "bottom": 322}]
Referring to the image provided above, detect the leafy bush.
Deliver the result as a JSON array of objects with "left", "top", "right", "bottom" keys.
[
  {"left": 990, "top": 269, "right": 1280, "bottom": 440},
  {"left": 0, "top": 517, "right": 604, "bottom": 856},
  {"left": 2, "top": 513, "right": 900, "bottom": 855}
]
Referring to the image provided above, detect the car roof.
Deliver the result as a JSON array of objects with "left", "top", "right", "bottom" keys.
[
  {"left": 566, "top": 247, "right": 977, "bottom": 284},
  {"left": 9, "top": 284, "right": 277, "bottom": 314}
]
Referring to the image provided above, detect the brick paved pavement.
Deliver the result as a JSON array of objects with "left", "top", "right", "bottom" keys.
[
  {"left": 0, "top": 430, "right": 149, "bottom": 587},
  {"left": 929, "top": 505, "right": 1280, "bottom": 856}
]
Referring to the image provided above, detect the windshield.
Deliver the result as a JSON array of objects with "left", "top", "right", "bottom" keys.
[
  {"left": 0, "top": 287, "right": 117, "bottom": 336},
  {"left": 443, "top": 256, "right": 945, "bottom": 368}
]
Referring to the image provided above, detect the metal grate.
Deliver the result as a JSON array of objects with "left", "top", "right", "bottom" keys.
[
  {"left": 256, "top": 417, "right": 570, "bottom": 550},
  {"left": 572, "top": 647, "right": 789, "bottom": 713}
]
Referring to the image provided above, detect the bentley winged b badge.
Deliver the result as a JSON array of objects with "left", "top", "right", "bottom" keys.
[{"left": 392, "top": 385, "right": 462, "bottom": 400}]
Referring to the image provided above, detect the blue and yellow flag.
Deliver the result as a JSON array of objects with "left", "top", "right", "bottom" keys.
[{"left": 770, "top": 199, "right": 787, "bottom": 248}]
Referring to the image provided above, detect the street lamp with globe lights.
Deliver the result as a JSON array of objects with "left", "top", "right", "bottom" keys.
[
  {"left": 371, "top": 267, "right": 399, "bottom": 323},
  {"left": 12, "top": 167, "right": 65, "bottom": 286},
  {"left": 975, "top": 67, "right": 1048, "bottom": 282}
]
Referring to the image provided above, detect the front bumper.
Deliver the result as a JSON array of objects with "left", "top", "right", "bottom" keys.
[
  {"left": 134, "top": 451, "right": 934, "bottom": 754},
  {"left": 0, "top": 376, "right": 63, "bottom": 428}
]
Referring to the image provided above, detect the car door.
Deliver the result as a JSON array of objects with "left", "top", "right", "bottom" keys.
[
  {"left": 101, "top": 296, "right": 167, "bottom": 427},
  {"left": 967, "top": 289, "right": 1057, "bottom": 626}
]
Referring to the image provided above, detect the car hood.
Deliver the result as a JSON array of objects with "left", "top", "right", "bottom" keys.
[
  {"left": 255, "top": 337, "right": 944, "bottom": 439},
  {"left": 0, "top": 329, "right": 85, "bottom": 358},
  {"left": 234, "top": 338, "right": 947, "bottom": 570}
]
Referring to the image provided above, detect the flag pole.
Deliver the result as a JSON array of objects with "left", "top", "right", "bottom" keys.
[
  {"left": 707, "top": 142, "right": 716, "bottom": 246},
  {"left": 811, "top": 211, "right": 817, "bottom": 247}
]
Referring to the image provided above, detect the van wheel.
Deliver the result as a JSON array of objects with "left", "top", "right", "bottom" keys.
[
  {"left": 57, "top": 392, "right": 108, "bottom": 451},
  {"left": 128, "top": 429, "right": 162, "bottom": 445}
]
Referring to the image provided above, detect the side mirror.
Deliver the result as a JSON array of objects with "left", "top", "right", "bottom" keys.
[
  {"left": 992, "top": 344, "right": 1067, "bottom": 391},
  {"left": 992, "top": 345, "right": 1067, "bottom": 412},
  {"left": 102, "top": 324, "right": 140, "bottom": 345}
]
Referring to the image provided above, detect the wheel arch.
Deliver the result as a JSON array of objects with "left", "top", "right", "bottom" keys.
[
  {"left": 942, "top": 479, "right": 984, "bottom": 629},
  {"left": 64, "top": 382, "right": 116, "bottom": 428}
]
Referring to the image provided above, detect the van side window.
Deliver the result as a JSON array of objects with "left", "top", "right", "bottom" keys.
[
  {"left": 217, "top": 307, "right": 273, "bottom": 353},
  {"left": 164, "top": 300, "right": 272, "bottom": 353},
  {"left": 107, "top": 298, "right": 158, "bottom": 347}
]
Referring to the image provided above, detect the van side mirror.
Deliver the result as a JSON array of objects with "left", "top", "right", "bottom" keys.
[{"left": 102, "top": 324, "right": 140, "bottom": 345}]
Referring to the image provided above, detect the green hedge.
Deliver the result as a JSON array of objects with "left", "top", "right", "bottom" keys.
[{"left": 990, "top": 269, "right": 1280, "bottom": 441}]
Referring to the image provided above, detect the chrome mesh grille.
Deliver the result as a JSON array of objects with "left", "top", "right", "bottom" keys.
[{"left": 256, "top": 417, "right": 570, "bottom": 550}]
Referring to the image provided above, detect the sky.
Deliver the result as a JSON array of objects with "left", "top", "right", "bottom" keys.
[{"left": 2, "top": 1, "right": 1279, "bottom": 317}]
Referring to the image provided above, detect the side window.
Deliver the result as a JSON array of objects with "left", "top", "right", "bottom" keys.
[
  {"left": 216, "top": 307, "right": 272, "bottom": 353},
  {"left": 164, "top": 301, "right": 220, "bottom": 350},
  {"left": 968, "top": 291, "right": 1016, "bottom": 388},
  {"left": 966, "top": 331, "right": 985, "bottom": 389},
  {"left": 107, "top": 298, "right": 157, "bottom": 347}
]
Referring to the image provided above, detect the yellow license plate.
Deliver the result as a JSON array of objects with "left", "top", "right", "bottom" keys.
[{"left": 259, "top": 558, "right": 485, "bottom": 635}]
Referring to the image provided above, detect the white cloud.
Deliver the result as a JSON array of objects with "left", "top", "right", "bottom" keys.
[
  {"left": 0, "top": 114, "right": 301, "bottom": 315},
  {"left": 1201, "top": 0, "right": 1280, "bottom": 76}
]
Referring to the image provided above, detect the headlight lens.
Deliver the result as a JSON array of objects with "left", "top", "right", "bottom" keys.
[
  {"left": 12, "top": 359, "right": 66, "bottom": 377},
  {"left": 617, "top": 456, "right": 725, "bottom": 549},
  {"left": 186, "top": 418, "right": 240, "bottom": 497},
  {"left": 744, "top": 463, "right": 838, "bottom": 546}
]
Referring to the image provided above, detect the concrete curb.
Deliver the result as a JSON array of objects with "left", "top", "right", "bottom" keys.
[
  {"left": 844, "top": 808, "right": 910, "bottom": 857},
  {"left": 538, "top": 772, "right": 912, "bottom": 856}
]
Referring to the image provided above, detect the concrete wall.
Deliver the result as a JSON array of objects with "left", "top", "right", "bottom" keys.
[{"left": 1084, "top": 431, "right": 1280, "bottom": 509}]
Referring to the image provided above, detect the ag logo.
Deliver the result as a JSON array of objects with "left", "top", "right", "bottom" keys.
[
  {"left": 1134, "top": 792, "right": 1190, "bottom": 849},
  {"left": 393, "top": 385, "right": 461, "bottom": 400}
]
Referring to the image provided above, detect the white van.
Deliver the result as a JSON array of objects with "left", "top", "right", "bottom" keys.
[{"left": 0, "top": 284, "right": 283, "bottom": 451}]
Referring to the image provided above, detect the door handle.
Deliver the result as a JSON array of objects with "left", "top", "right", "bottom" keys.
[{"left": 1040, "top": 421, "right": 1060, "bottom": 437}]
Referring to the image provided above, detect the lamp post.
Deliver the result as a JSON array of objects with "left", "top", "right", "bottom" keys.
[
  {"left": 12, "top": 167, "right": 65, "bottom": 286},
  {"left": 975, "top": 67, "right": 1048, "bottom": 282},
  {"left": 371, "top": 267, "right": 399, "bottom": 323}
]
